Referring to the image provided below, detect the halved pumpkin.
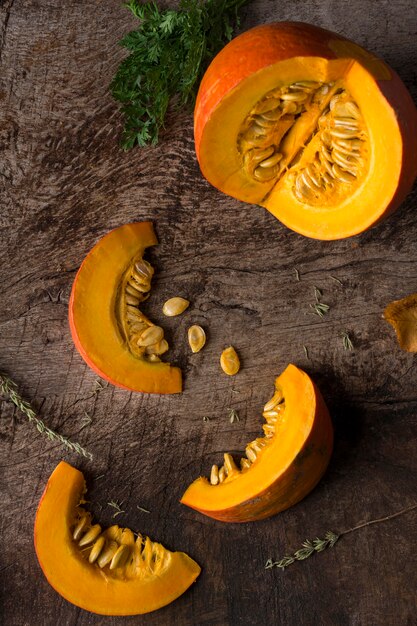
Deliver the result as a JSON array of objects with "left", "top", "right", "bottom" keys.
[
  {"left": 181, "top": 364, "right": 333, "bottom": 522},
  {"left": 69, "top": 222, "right": 182, "bottom": 393},
  {"left": 34, "top": 461, "right": 201, "bottom": 615},
  {"left": 195, "top": 22, "right": 417, "bottom": 240}
]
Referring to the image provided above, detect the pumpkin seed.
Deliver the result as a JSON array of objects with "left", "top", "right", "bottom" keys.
[
  {"left": 73, "top": 514, "right": 90, "bottom": 541},
  {"left": 332, "top": 163, "right": 356, "bottom": 183},
  {"left": 218, "top": 467, "right": 226, "bottom": 483},
  {"left": 210, "top": 465, "right": 219, "bottom": 485},
  {"left": 240, "top": 458, "right": 251, "bottom": 470},
  {"left": 109, "top": 544, "right": 130, "bottom": 570},
  {"left": 259, "top": 152, "right": 283, "bottom": 168},
  {"left": 97, "top": 540, "right": 118, "bottom": 568},
  {"left": 162, "top": 297, "right": 190, "bottom": 317},
  {"left": 137, "top": 325, "right": 164, "bottom": 347},
  {"left": 224, "top": 453, "right": 238, "bottom": 475},
  {"left": 146, "top": 339, "right": 169, "bottom": 356},
  {"left": 220, "top": 346, "right": 240, "bottom": 376},
  {"left": 188, "top": 325, "right": 206, "bottom": 353},
  {"left": 281, "top": 91, "right": 308, "bottom": 102},
  {"left": 245, "top": 446, "right": 257, "bottom": 463},
  {"left": 253, "top": 164, "right": 278, "bottom": 182},
  {"left": 254, "top": 97, "right": 281, "bottom": 115},
  {"left": 263, "top": 389, "right": 283, "bottom": 412},
  {"left": 79, "top": 524, "right": 102, "bottom": 547},
  {"left": 88, "top": 536, "right": 106, "bottom": 564}
]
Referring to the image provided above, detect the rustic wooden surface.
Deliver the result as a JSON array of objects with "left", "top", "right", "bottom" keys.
[{"left": 1, "top": 1, "right": 417, "bottom": 624}]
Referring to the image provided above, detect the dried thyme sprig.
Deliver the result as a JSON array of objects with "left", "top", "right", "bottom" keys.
[
  {"left": 310, "top": 302, "right": 330, "bottom": 318},
  {"left": 137, "top": 504, "right": 151, "bottom": 514},
  {"left": 265, "top": 503, "right": 417, "bottom": 570},
  {"left": 108, "top": 500, "right": 125, "bottom": 518},
  {"left": 341, "top": 331, "right": 354, "bottom": 351},
  {"left": 0, "top": 373, "right": 93, "bottom": 460},
  {"left": 228, "top": 408, "right": 240, "bottom": 423}
]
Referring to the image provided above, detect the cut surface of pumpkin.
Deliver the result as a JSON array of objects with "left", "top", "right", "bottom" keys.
[
  {"left": 34, "top": 461, "right": 201, "bottom": 615},
  {"left": 181, "top": 364, "right": 333, "bottom": 522},
  {"left": 69, "top": 222, "right": 182, "bottom": 393},
  {"left": 384, "top": 292, "right": 417, "bottom": 352},
  {"left": 195, "top": 22, "right": 417, "bottom": 240}
]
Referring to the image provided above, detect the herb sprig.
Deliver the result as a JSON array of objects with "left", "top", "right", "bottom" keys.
[
  {"left": 111, "top": 0, "right": 249, "bottom": 149},
  {"left": 265, "top": 503, "right": 417, "bottom": 570},
  {"left": 0, "top": 373, "right": 93, "bottom": 460}
]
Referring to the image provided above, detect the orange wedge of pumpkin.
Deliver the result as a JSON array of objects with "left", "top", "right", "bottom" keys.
[
  {"left": 34, "top": 461, "right": 201, "bottom": 615},
  {"left": 181, "top": 364, "right": 333, "bottom": 522}
]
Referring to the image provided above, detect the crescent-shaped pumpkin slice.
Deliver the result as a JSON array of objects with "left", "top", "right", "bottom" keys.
[
  {"left": 34, "top": 461, "right": 201, "bottom": 616},
  {"left": 69, "top": 222, "right": 182, "bottom": 394},
  {"left": 195, "top": 22, "right": 417, "bottom": 240},
  {"left": 181, "top": 364, "right": 333, "bottom": 522}
]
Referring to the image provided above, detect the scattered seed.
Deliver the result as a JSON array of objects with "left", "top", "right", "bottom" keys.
[
  {"left": 188, "top": 325, "right": 206, "bottom": 353},
  {"left": 162, "top": 297, "right": 190, "bottom": 317},
  {"left": 220, "top": 346, "right": 240, "bottom": 376}
]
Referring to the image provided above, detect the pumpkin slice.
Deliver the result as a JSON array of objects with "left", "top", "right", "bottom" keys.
[
  {"left": 34, "top": 461, "right": 201, "bottom": 615},
  {"left": 69, "top": 222, "right": 182, "bottom": 393},
  {"left": 195, "top": 22, "right": 417, "bottom": 240},
  {"left": 384, "top": 292, "right": 417, "bottom": 352},
  {"left": 181, "top": 364, "right": 333, "bottom": 522}
]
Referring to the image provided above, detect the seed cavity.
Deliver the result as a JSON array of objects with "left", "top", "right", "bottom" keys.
[
  {"left": 220, "top": 346, "right": 240, "bottom": 376},
  {"left": 188, "top": 325, "right": 206, "bottom": 353},
  {"left": 238, "top": 81, "right": 368, "bottom": 205},
  {"left": 116, "top": 253, "right": 171, "bottom": 363},
  {"left": 206, "top": 383, "right": 286, "bottom": 487},
  {"left": 71, "top": 509, "right": 170, "bottom": 578},
  {"left": 162, "top": 297, "right": 190, "bottom": 317}
]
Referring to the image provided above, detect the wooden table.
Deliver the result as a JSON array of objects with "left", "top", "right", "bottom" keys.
[{"left": 1, "top": 1, "right": 416, "bottom": 624}]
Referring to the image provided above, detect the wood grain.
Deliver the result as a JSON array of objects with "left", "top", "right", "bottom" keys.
[{"left": 1, "top": 1, "right": 416, "bottom": 625}]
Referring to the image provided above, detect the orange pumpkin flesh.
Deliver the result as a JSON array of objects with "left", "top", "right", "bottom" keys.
[
  {"left": 34, "top": 462, "right": 201, "bottom": 615},
  {"left": 69, "top": 222, "right": 182, "bottom": 394},
  {"left": 195, "top": 22, "right": 417, "bottom": 240},
  {"left": 180, "top": 364, "right": 333, "bottom": 522}
]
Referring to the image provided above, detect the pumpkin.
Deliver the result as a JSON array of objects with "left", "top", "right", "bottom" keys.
[
  {"left": 180, "top": 364, "right": 333, "bottom": 522},
  {"left": 69, "top": 222, "right": 182, "bottom": 394},
  {"left": 194, "top": 22, "right": 417, "bottom": 240},
  {"left": 34, "top": 461, "right": 201, "bottom": 615},
  {"left": 384, "top": 292, "right": 417, "bottom": 352}
]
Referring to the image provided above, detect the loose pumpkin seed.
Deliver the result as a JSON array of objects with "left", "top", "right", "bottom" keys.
[
  {"left": 220, "top": 346, "right": 240, "bottom": 376},
  {"left": 162, "top": 296, "right": 190, "bottom": 317},
  {"left": 188, "top": 325, "right": 206, "bottom": 353}
]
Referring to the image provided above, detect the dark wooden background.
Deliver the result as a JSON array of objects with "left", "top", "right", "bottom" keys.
[{"left": 1, "top": 1, "right": 417, "bottom": 625}]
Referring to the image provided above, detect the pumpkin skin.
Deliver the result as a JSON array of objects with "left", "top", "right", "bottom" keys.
[
  {"left": 195, "top": 22, "right": 417, "bottom": 240},
  {"left": 180, "top": 364, "right": 333, "bottom": 522},
  {"left": 69, "top": 222, "right": 182, "bottom": 394},
  {"left": 34, "top": 461, "right": 201, "bottom": 615}
]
